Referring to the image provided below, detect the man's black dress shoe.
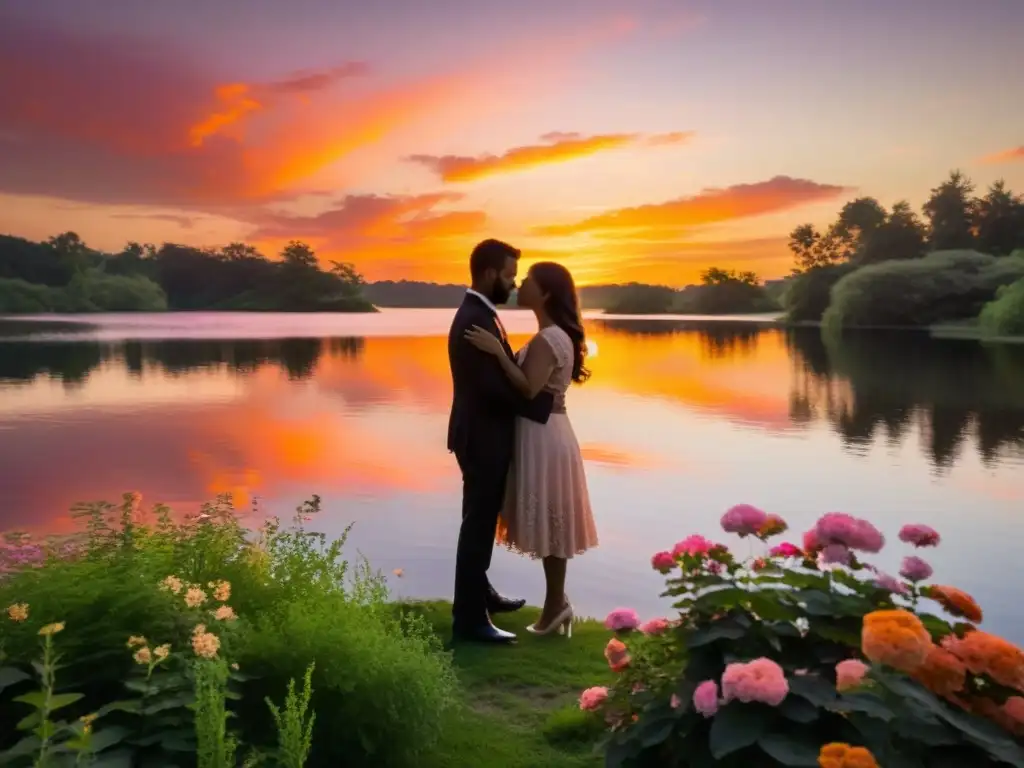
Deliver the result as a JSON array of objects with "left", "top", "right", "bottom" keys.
[
  {"left": 452, "top": 619, "right": 517, "bottom": 645},
  {"left": 487, "top": 593, "right": 526, "bottom": 614}
]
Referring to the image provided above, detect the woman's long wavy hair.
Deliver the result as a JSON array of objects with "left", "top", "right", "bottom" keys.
[{"left": 529, "top": 261, "right": 590, "bottom": 384}]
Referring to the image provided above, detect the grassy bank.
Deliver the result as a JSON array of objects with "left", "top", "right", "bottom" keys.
[{"left": 402, "top": 601, "right": 609, "bottom": 767}]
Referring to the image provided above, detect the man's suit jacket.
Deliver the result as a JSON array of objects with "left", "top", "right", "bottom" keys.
[{"left": 446, "top": 293, "right": 554, "bottom": 470}]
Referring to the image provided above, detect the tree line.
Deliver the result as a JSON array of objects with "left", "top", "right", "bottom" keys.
[
  {"left": 788, "top": 171, "right": 1024, "bottom": 271},
  {"left": 0, "top": 233, "right": 375, "bottom": 313},
  {"left": 783, "top": 171, "right": 1024, "bottom": 335}
]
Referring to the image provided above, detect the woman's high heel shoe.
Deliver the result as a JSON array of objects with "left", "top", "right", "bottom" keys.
[{"left": 526, "top": 600, "right": 574, "bottom": 638}]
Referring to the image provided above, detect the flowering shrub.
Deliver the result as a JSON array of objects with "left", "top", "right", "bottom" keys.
[
  {"left": 0, "top": 492, "right": 456, "bottom": 767},
  {"left": 585, "top": 507, "right": 1024, "bottom": 767}
]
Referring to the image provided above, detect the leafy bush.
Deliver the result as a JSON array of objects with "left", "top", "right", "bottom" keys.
[
  {"left": 979, "top": 278, "right": 1024, "bottom": 338},
  {"left": 582, "top": 506, "right": 1024, "bottom": 767},
  {"left": 674, "top": 285, "right": 779, "bottom": 315},
  {"left": 0, "top": 493, "right": 456, "bottom": 767},
  {"left": 57, "top": 270, "right": 168, "bottom": 312},
  {"left": 237, "top": 593, "right": 456, "bottom": 767},
  {"left": 781, "top": 264, "right": 857, "bottom": 323},
  {"left": 605, "top": 285, "right": 678, "bottom": 314},
  {"left": 0, "top": 270, "right": 167, "bottom": 314},
  {"left": 822, "top": 250, "right": 1024, "bottom": 329},
  {"left": 0, "top": 278, "right": 59, "bottom": 313}
]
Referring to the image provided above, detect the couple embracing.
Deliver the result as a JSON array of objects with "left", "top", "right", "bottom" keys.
[{"left": 446, "top": 238, "right": 599, "bottom": 645}]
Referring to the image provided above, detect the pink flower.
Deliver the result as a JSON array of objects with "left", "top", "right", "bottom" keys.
[
  {"left": 899, "top": 524, "right": 940, "bottom": 548},
  {"left": 651, "top": 551, "right": 675, "bottom": 573},
  {"left": 874, "top": 572, "right": 909, "bottom": 595},
  {"left": 820, "top": 544, "right": 852, "bottom": 566},
  {"left": 672, "top": 535, "right": 714, "bottom": 558},
  {"left": 721, "top": 658, "right": 789, "bottom": 706},
  {"left": 693, "top": 680, "right": 720, "bottom": 717},
  {"left": 802, "top": 528, "right": 822, "bottom": 553},
  {"left": 814, "top": 513, "right": 885, "bottom": 554},
  {"left": 670, "top": 694, "right": 682, "bottom": 709},
  {"left": 900, "top": 556, "right": 933, "bottom": 583},
  {"left": 604, "top": 638, "right": 631, "bottom": 672},
  {"left": 720, "top": 504, "right": 768, "bottom": 537},
  {"left": 706, "top": 561, "right": 724, "bottom": 575},
  {"left": 836, "top": 659, "right": 869, "bottom": 692},
  {"left": 638, "top": 617, "right": 671, "bottom": 636},
  {"left": 852, "top": 519, "right": 885, "bottom": 553},
  {"left": 769, "top": 542, "right": 802, "bottom": 558},
  {"left": 604, "top": 608, "right": 640, "bottom": 631},
  {"left": 579, "top": 686, "right": 608, "bottom": 712}
]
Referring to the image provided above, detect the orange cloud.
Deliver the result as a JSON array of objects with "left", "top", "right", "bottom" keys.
[
  {"left": 250, "top": 192, "right": 486, "bottom": 278},
  {"left": 406, "top": 130, "right": 694, "bottom": 182},
  {"left": 533, "top": 176, "right": 849, "bottom": 239},
  {"left": 0, "top": 10, "right": 630, "bottom": 211},
  {"left": 979, "top": 146, "right": 1024, "bottom": 165}
]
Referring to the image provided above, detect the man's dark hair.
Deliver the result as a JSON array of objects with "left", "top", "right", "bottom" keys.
[{"left": 469, "top": 239, "right": 520, "bottom": 282}]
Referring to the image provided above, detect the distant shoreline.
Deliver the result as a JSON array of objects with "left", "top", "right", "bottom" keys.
[{"left": 2, "top": 311, "right": 1020, "bottom": 344}]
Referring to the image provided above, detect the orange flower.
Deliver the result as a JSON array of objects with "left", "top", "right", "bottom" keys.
[
  {"left": 927, "top": 585, "right": 983, "bottom": 623},
  {"left": 911, "top": 644, "right": 966, "bottom": 699},
  {"left": 818, "top": 742, "right": 879, "bottom": 768},
  {"left": 604, "top": 638, "right": 631, "bottom": 672},
  {"left": 861, "top": 610, "right": 931, "bottom": 673},
  {"left": 942, "top": 630, "right": 1024, "bottom": 691}
]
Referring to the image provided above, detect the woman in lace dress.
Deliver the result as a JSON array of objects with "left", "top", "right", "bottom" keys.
[{"left": 464, "top": 261, "right": 598, "bottom": 636}]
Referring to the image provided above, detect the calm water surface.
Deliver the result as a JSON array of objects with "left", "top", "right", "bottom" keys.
[{"left": 2, "top": 311, "right": 1023, "bottom": 639}]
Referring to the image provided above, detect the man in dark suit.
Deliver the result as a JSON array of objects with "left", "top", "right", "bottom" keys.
[{"left": 447, "top": 239, "right": 555, "bottom": 644}]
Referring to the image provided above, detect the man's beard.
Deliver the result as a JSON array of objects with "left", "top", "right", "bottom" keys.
[{"left": 490, "top": 282, "right": 512, "bottom": 305}]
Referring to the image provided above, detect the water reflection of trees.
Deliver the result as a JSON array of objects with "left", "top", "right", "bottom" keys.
[
  {"left": 787, "top": 329, "right": 1024, "bottom": 467},
  {"left": 590, "top": 319, "right": 762, "bottom": 360},
  {"left": 0, "top": 337, "right": 365, "bottom": 385}
]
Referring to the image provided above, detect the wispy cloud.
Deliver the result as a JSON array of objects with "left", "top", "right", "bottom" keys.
[
  {"left": 406, "top": 130, "right": 694, "bottom": 182},
  {"left": 532, "top": 176, "right": 849, "bottom": 239},
  {"left": 978, "top": 145, "right": 1024, "bottom": 165}
]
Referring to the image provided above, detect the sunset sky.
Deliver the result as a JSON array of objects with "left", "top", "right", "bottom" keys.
[{"left": 2, "top": 0, "right": 1023, "bottom": 286}]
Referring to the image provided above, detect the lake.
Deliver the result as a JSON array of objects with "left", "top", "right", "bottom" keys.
[{"left": 2, "top": 310, "right": 1023, "bottom": 640}]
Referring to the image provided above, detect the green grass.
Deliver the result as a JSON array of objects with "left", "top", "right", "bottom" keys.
[{"left": 399, "top": 601, "right": 611, "bottom": 767}]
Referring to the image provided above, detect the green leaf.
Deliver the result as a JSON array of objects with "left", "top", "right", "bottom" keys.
[
  {"left": 0, "top": 666, "right": 30, "bottom": 692},
  {"left": 0, "top": 734, "right": 42, "bottom": 761},
  {"left": 709, "top": 703, "right": 768, "bottom": 759},
  {"left": 693, "top": 587, "right": 747, "bottom": 610},
  {"left": 16, "top": 711, "right": 41, "bottom": 731},
  {"left": 757, "top": 732, "right": 821, "bottom": 766},
  {"left": 688, "top": 620, "right": 745, "bottom": 648},
  {"left": 834, "top": 692, "right": 895, "bottom": 722},
  {"left": 874, "top": 672, "right": 946, "bottom": 720},
  {"left": 48, "top": 692, "right": 85, "bottom": 712},
  {"left": 89, "top": 726, "right": 133, "bottom": 753},
  {"left": 788, "top": 674, "right": 839, "bottom": 708},
  {"left": 779, "top": 694, "right": 818, "bottom": 724},
  {"left": 13, "top": 690, "right": 47, "bottom": 708},
  {"left": 939, "top": 704, "right": 1020, "bottom": 751},
  {"left": 96, "top": 699, "right": 141, "bottom": 716},
  {"left": 141, "top": 692, "right": 194, "bottom": 715},
  {"left": 892, "top": 719, "right": 960, "bottom": 747},
  {"left": 604, "top": 733, "right": 641, "bottom": 768},
  {"left": 635, "top": 714, "right": 675, "bottom": 748},
  {"left": 795, "top": 590, "right": 834, "bottom": 616}
]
